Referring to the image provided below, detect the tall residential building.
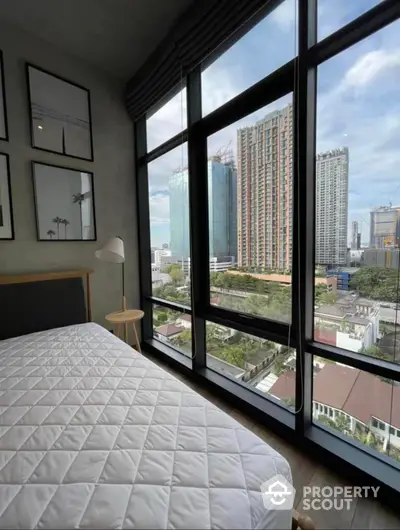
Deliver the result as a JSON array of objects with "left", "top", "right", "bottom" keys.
[
  {"left": 169, "top": 170, "right": 190, "bottom": 258},
  {"left": 351, "top": 221, "right": 359, "bottom": 250},
  {"left": 315, "top": 148, "right": 349, "bottom": 266},
  {"left": 169, "top": 157, "right": 237, "bottom": 260},
  {"left": 369, "top": 206, "right": 400, "bottom": 249},
  {"left": 208, "top": 156, "right": 237, "bottom": 260},
  {"left": 237, "top": 104, "right": 293, "bottom": 270}
]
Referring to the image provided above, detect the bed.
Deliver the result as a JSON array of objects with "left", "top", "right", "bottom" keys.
[{"left": 0, "top": 271, "right": 296, "bottom": 530}]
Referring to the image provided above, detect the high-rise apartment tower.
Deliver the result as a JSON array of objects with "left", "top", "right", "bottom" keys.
[
  {"left": 237, "top": 104, "right": 293, "bottom": 270},
  {"left": 351, "top": 221, "right": 359, "bottom": 250},
  {"left": 315, "top": 148, "right": 349, "bottom": 266},
  {"left": 169, "top": 157, "right": 237, "bottom": 260}
]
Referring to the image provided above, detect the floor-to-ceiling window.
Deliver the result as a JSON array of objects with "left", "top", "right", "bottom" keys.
[{"left": 135, "top": 0, "right": 400, "bottom": 489}]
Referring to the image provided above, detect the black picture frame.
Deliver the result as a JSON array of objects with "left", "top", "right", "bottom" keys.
[
  {"left": 32, "top": 161, "right": 97, "bottom": 242},
  {"left": 0, "top": 152, "right": 14, "bottom": 240},
  {"left": 26, "top": 63, "right": 94, "bottom": 161},
  {"left": 0, "top": 50, "right": 9, "bottom": 142}
]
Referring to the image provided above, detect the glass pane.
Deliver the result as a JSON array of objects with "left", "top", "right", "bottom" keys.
[
  {"left": 148, "top": 143, "right": 191, "bottom": 305},
  {"left": 153, "top": 305, "right": 192, "bottom": 357},
  {"left": 208, "top": 94, "right": 293, "bottom": 323},
  {"left": 318, "top": 0, "right": 383, "bottom": 42},
  {"left": 314, "top": 20, "right": 400, "bottom": 364},
  {"left": 146, "top": 87, "right": 187, "bottom": 152},
  {"left": 313, "top": 358, "right": 400, "bottom": 466},
  {"left": 201, "top": 0, "right": 296, "bottom": 116},
  {"left": 206, "top": 322, "right": 296, "bottom": 410}
]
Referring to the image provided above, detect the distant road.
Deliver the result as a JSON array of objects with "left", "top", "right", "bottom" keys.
[
  {"left": 379, "top": 306, "right": 400, "bottom": 325},
  {"left": 210, "top": 287, "right": 268, "bottom": 299}
]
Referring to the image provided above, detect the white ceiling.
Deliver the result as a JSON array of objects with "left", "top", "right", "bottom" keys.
[{"left": 0, "top": 0, "right": 192, "bottom": 80}]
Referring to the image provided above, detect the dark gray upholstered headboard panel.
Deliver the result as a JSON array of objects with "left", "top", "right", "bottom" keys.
[{"left": 0, "top": 270, "right": 93, "bottom": 340}]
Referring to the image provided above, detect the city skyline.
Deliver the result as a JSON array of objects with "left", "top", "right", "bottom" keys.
[{"left": 147, "top": 0, "right": 399, "bottom": 249}]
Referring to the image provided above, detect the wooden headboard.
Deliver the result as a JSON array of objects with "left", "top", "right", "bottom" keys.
[{"left": 0, "top": 269, "right": 93, "bottom": 340}]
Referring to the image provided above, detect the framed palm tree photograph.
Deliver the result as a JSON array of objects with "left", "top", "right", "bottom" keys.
[
  {"left": 0, "top": 153, "right": 14, "bottom": 239},
  {"left": 0, "top": 51, "right": 8, "bottom": 141},
  {"left": 32, "top": 161, "right": 96, "bottom": 241},
  {"left": 26, "top": 64, "right": 93, "bottom": 161}
]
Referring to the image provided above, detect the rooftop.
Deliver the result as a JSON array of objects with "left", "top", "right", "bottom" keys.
[
  {"left": 155, "top": 324, "right": 184, "bottom": 337},
  {"left": 178, "top": 314, "right": 192, "bottom": 322},
  {"left": 270, "top": 363, "right": 400, "bottom": 429}
]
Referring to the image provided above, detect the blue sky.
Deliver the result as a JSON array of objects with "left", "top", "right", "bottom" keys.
[{"left": 146, "top": 0, "right": 399, "bottom": 249}]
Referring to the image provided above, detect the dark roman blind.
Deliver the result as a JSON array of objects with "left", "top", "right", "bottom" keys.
[{"left": 125, "top": 0, "right": 281, "bottom": 121}]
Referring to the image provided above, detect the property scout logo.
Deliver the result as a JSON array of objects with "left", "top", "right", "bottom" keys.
[{"left": 261, "top": 475, "right": 380, "bottom": 511}]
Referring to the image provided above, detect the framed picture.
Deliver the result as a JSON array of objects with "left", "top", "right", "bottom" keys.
[
  {"left": 27, "top": 64, "right": 93, "bottom": 161},
  {"left": 0, "top": 153, "right": 14, "bottom": 240},
  {"left": 0, "top": 51, "right": 8, "bottom": 141},
  {"left": 32, "top": 162, "right": 96, "bottom": 241}
]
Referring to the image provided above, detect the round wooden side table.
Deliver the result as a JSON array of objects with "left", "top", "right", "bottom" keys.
[{"left": 105, "top": 309, "right": 144, "bottom": 352}]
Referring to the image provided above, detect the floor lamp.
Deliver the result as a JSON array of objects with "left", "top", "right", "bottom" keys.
[{"left": 95, "top": 236, "right": 126, "bottom": 311}]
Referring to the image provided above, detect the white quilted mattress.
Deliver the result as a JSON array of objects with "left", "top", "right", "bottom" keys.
[{"left": 0, "top": 323, "right": 292, "bottom": 530}]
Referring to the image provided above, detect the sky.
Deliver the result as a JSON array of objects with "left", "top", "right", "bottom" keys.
[{"left": 146, "top": 0, "right": 399, "bottom": 250}]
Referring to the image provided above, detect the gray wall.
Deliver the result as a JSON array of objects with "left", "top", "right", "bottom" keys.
[{"left": 0, "top": 21, "right": 139, "bottom": 327}]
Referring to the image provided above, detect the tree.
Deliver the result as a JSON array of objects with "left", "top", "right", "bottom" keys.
[
  {"left": 61, "top": 218, "right": 70, "bottom": 239},
  {"left": 359, "top": 345, "right": 391, "bottom": 362},
  {"left": 170, "top": 330, "right": 191, "bottom": 347},
  {"left": 157, "top": 312, "right": 168, "bottom": 323},
  {"left": 319, "top": 413, "right": 351, "bottom": 435},
  {"left": 214, "top": 344, "right": 246, "bottom": 369},
  {"left": 273, "top": 356, "right": 287, "bottom": 376},
  {"left": 319, "top": 291, "right": 336, "bottom": 305},
  {"left": 350, "top": 267, "right": 400, "bottom": 303},
  {"left": 72, "top": 193, "right": 86, "bottom": 237},
  {"left": 163, "top": 264, "right": 184, "bottom": 284},
  {"left": 47, "top": 229, "right": 56, "bottom": 239},
  {"left": 153, "top": 284, "right": 189, "bottom": 305},
  {"left": 52, "top": 216, "right": 62, "bottom": 239}
]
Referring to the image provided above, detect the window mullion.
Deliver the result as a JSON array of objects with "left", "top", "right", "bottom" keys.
[
  {"left": 135, "top": 116, "right": 153, "bottom": 341},
  {"left": 187, "top": 66, "right": 208, "bottom": 370},
  {"left": 294, "top": 0, "right": 317, "bottom": 434}
]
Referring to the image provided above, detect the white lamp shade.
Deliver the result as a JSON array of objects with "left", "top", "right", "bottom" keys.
[{"left": 95, "top": 237, "right": 125, "bottom": 263}]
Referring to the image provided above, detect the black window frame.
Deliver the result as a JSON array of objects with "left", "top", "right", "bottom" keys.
[{"left": 135, "top": 0, "right": 400, "bottom": 500}]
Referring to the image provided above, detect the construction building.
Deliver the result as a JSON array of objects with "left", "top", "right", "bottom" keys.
[{"left": 370, "top": 206, "right": 400, "bottom": 249}]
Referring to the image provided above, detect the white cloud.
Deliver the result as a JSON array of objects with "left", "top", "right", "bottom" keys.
[
  {"left": 316, "top": 38, "right": 400, "bottom": 241},
  {"left": 342, "top": 49, "right": 400, "bottom": 89},
  {"left": 144, "top": 2, "right": 400, "bottom": 248},
  {"left": 149, "top": 198, "right": 170, "bottom": 226},
  {"left": 147, "top": 88, "right": 187, "bottom": 152},
  {"left": 270, "top": 0, "right": 297, "bottom": 34},
  {"left": 317, "top": 0, "right": 384, "bottom": 41}
]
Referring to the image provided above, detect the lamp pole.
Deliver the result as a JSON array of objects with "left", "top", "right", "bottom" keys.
[
  {"left": 118, "top": 236, "right": 126, "bottom": 311},
  {"left": 122, "top": 260, "right": 126, "bottom": 311}
]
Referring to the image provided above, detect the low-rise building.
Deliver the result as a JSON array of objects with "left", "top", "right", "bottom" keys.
[
  {"left": 176, "top": 314, "right": 192, "bottom": 329},
  {"left": 363, "top": 248, "right": 400, "bottom": 269},
  {"left": 315, "top": 294, "right": 380, "bottom": 352},
  {"left": 154, "top": 324, "right": 184, "bottom": 341},
  {"left": 151, "top": 265, "right": 171, "bottom": 287},
  {"left": 326, "top": 267, "right": 359, "bottom": 291},
  {"left": 270, "top": 363, "right": 400, "bottom": 450},
  {"left": 154, "top": 249, "right": 172, "bottom": 267},
  {"left": 227, "top": 271, "right": 337, "bottom": 292}
]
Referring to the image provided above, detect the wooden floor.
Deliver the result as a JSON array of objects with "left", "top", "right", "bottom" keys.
[{"left": 145, "top": 351, "right": 400, "bottom": 530}]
